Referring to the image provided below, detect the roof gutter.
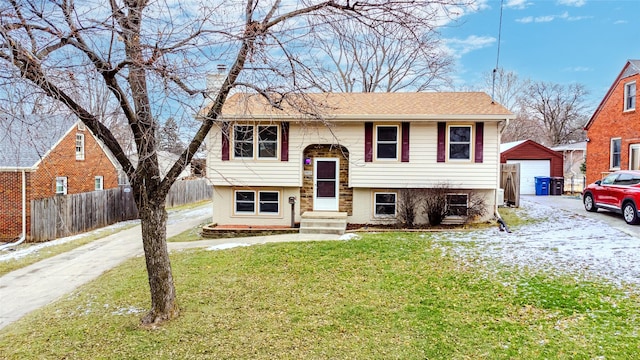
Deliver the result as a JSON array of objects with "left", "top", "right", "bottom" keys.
[{"left": 0, "top": 170, "right": 27, "bottom": 251}]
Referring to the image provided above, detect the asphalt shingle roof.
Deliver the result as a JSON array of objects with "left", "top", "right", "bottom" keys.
[
  {"left": 211, "top": 92, "right": 513, "bottom": 120},
  {"left": 0, "top": 115, "right": 77, "bottom": 168}
]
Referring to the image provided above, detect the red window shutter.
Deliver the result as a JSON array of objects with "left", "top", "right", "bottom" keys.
[
  {"left": 475, "top": 122, "right": 484, "bottom": 163},
  {"left": 401, "top": 122, "right": 410, "bottom": 162},
  {"left": 221, "top": 122, "right": 230, "bottom": 161},
  {"left": 437, "top": 122, "right": 445, "bottom": 163},
  {"left": 280, "top": 122, "right": 289, "bottom": 162},
  {"left": 364, "top": 122, "right": 373, "bottom": 162}
]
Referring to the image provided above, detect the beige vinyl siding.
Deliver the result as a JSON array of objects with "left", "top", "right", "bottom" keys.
[
  {"left": 212, "top": 186, "right": 300, "bottom": 226},
  {"left": 207, "top": 120, "right": 501, "bottom": 189},
  {"left": 207, "top": 121, "right": 365, "bottom": 187},
  {"left": 349, "top": 122, "right": 500, "bottom": 189}
]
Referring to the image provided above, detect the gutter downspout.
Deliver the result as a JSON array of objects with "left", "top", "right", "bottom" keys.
[
  {"left": 0, "top": 170, "right": 27, "bottom": 251},
  {"left": 495, "top": 118, "right": 511, "bottom": 232}
]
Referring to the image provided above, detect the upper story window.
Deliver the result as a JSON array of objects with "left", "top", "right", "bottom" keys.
[
  {"left": 75, "top": 133, "right": 85, "bottom": 160},
  {"left": 375, "top": 125, "right": 398, "bottom": 160},
  {"left": 55, "top": 177, "right": 68, "bottom": 195},
  {"left": 448, "top": 125, "right": 472, "bottom": 161},
  {"left": 625, "top": 81, "right": 636, "bottom": 111},
  {"left": 233, "top": 124, "right": 278, "bottom": 159},
  {"left": 611, "top": 138, "right": 621, "bottom": 169}
]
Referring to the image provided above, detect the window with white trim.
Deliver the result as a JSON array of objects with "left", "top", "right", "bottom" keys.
[
  {"left": 446, "top": 194, "right": 468, "bottom": 216},
  {"left": 625, "top": 81, "right": 636, "bottom": 111},
  {"left": 235, "top": 191, "right": 255, "bottom": 214},
  {"left": 374, "top": 192, "right": 396, "bottom": 217},
  {"left": 448, "top": 125, "right": 472, "bottom": 160},
  {"left": 258, "top": 191, "right": 279, "bottom": 214},
  {"left": 75, "top": 133, "right": 85, "bottom": 160},
  {"left": 95, "top": 176, "right": 104, "bottom": 191},
  {"left": 233, "top": 124, "right": 278, "bottom": 159},
  {"left": 375, "top": 125, "right": 398, "bottom": 160},
  {"left": 234, "top": 190, "right": 280, "bottom": 215},
  {"left": 611, "top": 138, "right": 621, "bottom": 169},
  {"left": 55, "top": 177, "right": 68, "bottom": 195}
]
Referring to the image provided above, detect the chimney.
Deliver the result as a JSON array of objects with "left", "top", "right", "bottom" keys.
[{"left": 206, "top": 64, "right": 227, "bottom": 100}]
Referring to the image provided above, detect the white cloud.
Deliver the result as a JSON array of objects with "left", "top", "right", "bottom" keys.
[
  {"left": 534, "top": 15, "right": 555, "bottom": 22},
  {"left": 557, "top": 0, "right": 586, "bottom": 7},
  {"left": 559, "top": 11, "right": 592, "bottom": 21},
  {"left": 444, "top": 35, "right": 496, "bottom": 57},
  {"left": 516, "top": 16, "right": 534, "bottom": 23},
  {"left": 614, "top": 20, "right": 628, "bottom": 25},
  {"left": 505, "top": 0, "right": 530, "bottom": 9},
  {"left": 516, "top": 11, "right": 590, "bottom": 24},
  {"left": 563, "top": 66, "right": 593, "bottom": 72}
]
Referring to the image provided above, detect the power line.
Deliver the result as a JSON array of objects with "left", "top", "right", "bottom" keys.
[{"left": 492, "top": 0, "right": 505, "bottom": 102}]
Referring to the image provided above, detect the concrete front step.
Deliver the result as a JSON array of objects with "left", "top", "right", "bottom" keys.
[{"left": 299, "top": 211, "right": 348, "bottom": 235}]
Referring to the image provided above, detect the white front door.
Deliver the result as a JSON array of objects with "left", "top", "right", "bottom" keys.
[{"left": 313, "top": 158, "right": 339, "bottom": 211}]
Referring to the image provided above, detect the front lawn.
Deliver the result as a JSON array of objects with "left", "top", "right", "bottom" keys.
[{"left": 1, "top": 232, "right": 638, "bottom": 359}]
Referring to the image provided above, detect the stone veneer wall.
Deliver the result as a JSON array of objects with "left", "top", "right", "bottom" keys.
[{"left": 300, "top": 144, "right": 352, "bottom": 215}]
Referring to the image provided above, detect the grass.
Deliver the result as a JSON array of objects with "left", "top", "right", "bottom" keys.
[
  {"left": 498, "top": 205, "right": 541, "bottom": 229},
  {"left": 1, "top": 232, "right": 639, "bottom": 359}
]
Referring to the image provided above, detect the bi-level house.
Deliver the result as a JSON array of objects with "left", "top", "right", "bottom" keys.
[
  {"left": 0, "top": 116, "right": 120, "bottom": 241},
  {"left": 584, "top": 60, "right": 639, "bottom": 184},
  {"left": 205, "top": 92, "right": 514, "bottom": 231}
]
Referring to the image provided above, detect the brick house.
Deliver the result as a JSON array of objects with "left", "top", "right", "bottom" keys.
[
  {"left": 584, "top": 60, "right": 639, "bottom": 185},
  {"left": 0, "top": 117, "right": 120, "bottom": 242}
]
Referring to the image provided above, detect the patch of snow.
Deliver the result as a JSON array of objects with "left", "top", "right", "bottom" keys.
[
  {"left": 433, "top": 199, "right": 640, "bottom": 288},
  {"left": 339, "top": 233, "right": 360, "bottom": 241},
  {"left": 111, "top": 306, "right": 145, "bottom": 316},
  {"left": 206, "top": 243, "right": 251, "bottom": 251}
]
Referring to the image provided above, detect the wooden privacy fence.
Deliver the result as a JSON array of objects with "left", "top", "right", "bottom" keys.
[
  {"left": 31, "top": 178, "right": 212, "bottom": 242},
  {"left": 500, "top": 163, "right": 520, "bottom": 208}
]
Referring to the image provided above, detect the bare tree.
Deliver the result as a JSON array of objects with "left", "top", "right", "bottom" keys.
[
  {"left": 0, "top": 0, "right": 472, "bottom": 326},
  {"left": 520, "top": 81, "right": 589, "bottom": 146},
  {"left": 479, "top": 68, "right": 542, "bottom": 143},
  {"left": 309, "top": 20, "right": 453, "bottom": 92},
  {"left": 485, "top": 68, "right": 529, "bottom": 111}
]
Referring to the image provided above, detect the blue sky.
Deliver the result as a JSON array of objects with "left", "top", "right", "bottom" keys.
[{"left": 442, "top": 0, "right": 640, "bottom": 105}]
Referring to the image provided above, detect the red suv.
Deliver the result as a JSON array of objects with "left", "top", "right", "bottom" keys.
[{"left": 582, "top": 170, "right": 640, "bottom": 224}]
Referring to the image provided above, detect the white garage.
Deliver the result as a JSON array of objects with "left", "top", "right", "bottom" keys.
[
  {"left": 501, "top": 140, "right": 564, "bottom": 196},
  {"left": 507, "top": 159, "right": 550, "bottom": 195}
]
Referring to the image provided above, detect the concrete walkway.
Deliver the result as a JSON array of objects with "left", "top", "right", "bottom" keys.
[{"left": 0, "top": 203, "right": 340, "bottom": 330}]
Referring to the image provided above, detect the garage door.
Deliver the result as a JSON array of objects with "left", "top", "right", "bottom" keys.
[{"left": 507, "top": 160, "right": 551, "bottom": 195}]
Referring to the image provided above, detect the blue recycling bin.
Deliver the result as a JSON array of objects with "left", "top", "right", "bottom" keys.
[{"left": 535, "top": 176, "right": 551, "bottom": 196}]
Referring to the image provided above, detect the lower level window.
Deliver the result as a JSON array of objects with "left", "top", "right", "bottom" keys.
[
  {"left": 374, "top": 192, "right": 396, "bottom": 216},
  {"left": 235, "top": 191, "right": 255, "bottom": 214},
  {"left": 259, "top": 191, "right": 279, "bottom": 214},
  {"left": 235, "top": 190, "right": 280, "bottom": 215},
  {"left": 447, "top": 194, "right": 468, "bottom": 216},
  {"left": 55, "top": 177, "right": 68, "bottom": 195},
  {"left": 95, "top": 176, "right": 104, "bottom": 191}
]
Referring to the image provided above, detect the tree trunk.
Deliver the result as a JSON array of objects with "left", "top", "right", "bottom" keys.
[{"left": 138, "top": 197, "right": 179, "bottom": 326}]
